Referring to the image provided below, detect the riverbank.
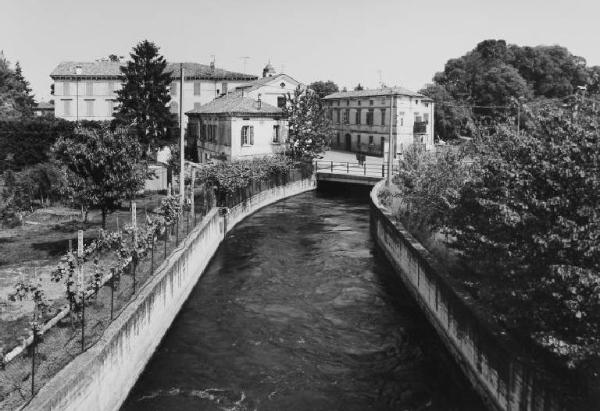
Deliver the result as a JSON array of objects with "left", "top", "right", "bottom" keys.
[
  {"left": 23, "top": 176, "right": 315, "bottom": 411},
  {"left": 370, "top": 180, "right": 593, "bottom": 410}
]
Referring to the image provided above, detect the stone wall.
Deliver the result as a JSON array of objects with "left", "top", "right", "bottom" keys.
[
  {"left": 25, "top": 176, "right": 316, "bottom": 411},
  {"left": 370, "top": 181, "right": 575, "bottom": 411}
]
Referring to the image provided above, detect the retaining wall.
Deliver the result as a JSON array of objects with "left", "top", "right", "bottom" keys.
[
  {"left": 25, "top": 176, "right": 316, "bottom": 411},
  {"left": 370, "top": 181, "right": 576, "bottom": 411}
]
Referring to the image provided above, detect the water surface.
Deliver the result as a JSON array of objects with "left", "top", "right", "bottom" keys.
[{"left": 122, "top": 190, "right": 483, "bottom": 410}]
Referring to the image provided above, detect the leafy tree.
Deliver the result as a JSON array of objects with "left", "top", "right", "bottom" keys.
[
  {"left": 0, "top": 54, "right": 34, "bottom": 118},
  {"left": 308, "top": 80, "right": 339, "bottom": 99},
  {"left": 420, "top": 83, "right": 476, "bottom": 140},
  {"left": 114, "top": 40, "right": 174, "bottom": 154},
  {"left": 283, "top": 86, "right": 333, "bottom": 161},
  {"left": 354, "top": 83, "right": 364, "bottom": 91},
  {"left": 52, "top": 126, "right": 147, "bottom": 228},
  {"left": 445, "top": 98, "right": 600, "bottom": 365}
]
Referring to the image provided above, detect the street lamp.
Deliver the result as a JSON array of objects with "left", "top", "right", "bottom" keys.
[{"left": 74, "top": 65, "right": 82, "bottom": 124}]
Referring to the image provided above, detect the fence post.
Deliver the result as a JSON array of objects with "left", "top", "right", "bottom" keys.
[
  {"left": 30, "top": 326, "right": 36, "bottom": 396},
  {"left": 382, "top": 163, "right": 385, "bottom": 177},
  {"left": 364, "top": 162, "right": 367, "bottom": 175},
  {"left": 347, "top": 162, "right": 349, "bottom": 173},
  {"left": 330, "top": 161, "right": 333, "bottom": 172}
]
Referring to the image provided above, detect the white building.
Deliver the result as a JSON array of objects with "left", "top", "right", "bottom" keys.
[
  {"left": 50, "top": 60, "right": 258, "bottom": 129},
  {"left": 186, "top": 70, "right": 302, "bottom": 163},
  {"left": 323, "top": 87, "right": 435, "bottom": 156}
]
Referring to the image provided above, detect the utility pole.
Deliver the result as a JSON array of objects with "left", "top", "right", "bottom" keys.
[
  {"left": 386, "top": 91, "right": 395, "bottom": 185},
  {"left": 240, "top": 56, "right": 250, "bottom": 73},
  {"left": 179, "top": 63, "right": 185, "bottom": 207}
]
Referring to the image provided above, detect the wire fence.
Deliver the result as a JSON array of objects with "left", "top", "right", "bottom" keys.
[
  {"left": 314, "top": 160, "right": 399, "bottom": 178},
  {"left": 0, "top": 166, "right": 309, "bottom": 409}
]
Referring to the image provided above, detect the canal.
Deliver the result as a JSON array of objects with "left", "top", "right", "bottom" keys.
[{"left": 122, "top": 190, "right": 484, "bottom": 410}]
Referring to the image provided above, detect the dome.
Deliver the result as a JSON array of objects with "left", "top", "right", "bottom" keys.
[{"left": 262, "top": 62, "right": 276, "bottom": 78}]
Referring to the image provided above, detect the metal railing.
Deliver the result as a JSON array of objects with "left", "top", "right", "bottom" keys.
[{"left": 314, "top": 160, "right": 398, "bottom": 178}]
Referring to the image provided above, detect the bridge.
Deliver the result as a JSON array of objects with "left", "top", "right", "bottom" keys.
[{"left": 314, "top": 160, "right": 398, "bottom": 186}]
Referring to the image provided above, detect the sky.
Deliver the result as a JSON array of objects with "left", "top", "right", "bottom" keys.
[{"left": 2, "top": 0, "right": 600, "bottom": 102}]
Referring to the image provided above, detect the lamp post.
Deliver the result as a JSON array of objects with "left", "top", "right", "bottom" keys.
[{"left": 74, "top": 65, "right": 82, "bottom": 124}]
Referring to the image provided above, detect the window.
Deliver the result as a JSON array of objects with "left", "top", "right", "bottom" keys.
[
  {"left": 366, "top": 109, "right": 374, "bottom": 125},
  {"left": 369, "top": 100, "right": 373, "bottom": 106},
  {"left": 85, "top": 100, "right": 94, "bottom": 116},
  {"left": 63, "top": 82, "right": 71, "bottom": 96},
  {"left": 355, "top": 109, "right": 361, "bottom": 125},
  {"left": 222, "top": 82, "right": 228, "bottom": 94},
  {"left": 85, "top": 82, "right": 93, "bottom": 96},
  {"left": 425, "top": 102, "right": 429, "bottom": 108},
  {"left": 63, "top": 100, "right": 71, "bottom": 116},
  {"left": 415, "top": 99, "right": 419, "bottom": 104},
  {"left": 343, "top": 110, "right": 349, "bottom": 124},
  {"left": 380, "top": 109, "right": 386, "bottom": 125},
  {"left": 272, "top": 125, "right": 281, "bottom": 143},
  {"left": 369, "top": 135, "right": 374, "bottom": 144},
  {"left": 170, "top": 101, "right": 178, "bottom": 114},
  {"left": 241, "top": 125, "right": 254, "bottom": 146},
  {"left": 346, "top": 100, "right": 350, "bottom": 106},
  {"left": 171, "top": 82, "right": 177, "bottom": 96},
  {"left": 424, "top": 113, "right": 430, "bottom": 124},
  {"left": 194, "top": 81, "right": 201, "bottom": 96},
  {"left": 337, "top": 133, "right": 340, "bottom": 145},
  {"left": 398, "top": 111, "right": 404, "bottom": 126},
  {"left": 107, "top": 81, "right": 114, "bottom": 94},
  {"left": 335, "top": 109, "right": 340, "bottom": 124},
  {"left": 415, "top": 112, "right": 422, "bottom": 123},
  {"left": 277, "top": 96, "right": 286, "bottom": 108},
  {"left": 357, "top": 100, "right": 361, "bottom": 106},
  {"left": 356, "top": 134, "right": 361, "bottom": 146}
]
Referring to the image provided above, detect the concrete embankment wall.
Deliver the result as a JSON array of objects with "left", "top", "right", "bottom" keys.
[
  {"left": 25, "top": 176, "right": 316, "bottom": 411},
  {"left": 370, "top": 181, "right": 569, "bottom": 411}
]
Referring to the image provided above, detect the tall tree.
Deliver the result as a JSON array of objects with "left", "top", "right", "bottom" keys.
[
  {"left": 283, "top": 86, "right": 333, "bottom": 161},
  {"left": 114, "top": 40, "right": 174, "bottom": 153},
  {"left": 308, "top": 80, "right": 339, "bottom": 99},
  {"left": 0, "top": 54, "right": 34, "bottom": 118},
  {"left": 52, "top": 126, "right": 146, "bottom": 228},
  {"left": 354, "top": 83, "right": 364, "bottom": 91}
]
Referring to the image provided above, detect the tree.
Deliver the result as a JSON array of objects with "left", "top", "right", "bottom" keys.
[
  {"left": 283, "top": 86, "right": 333, "bottom": 161},
  {"left": 445, "top": 98, "right": 600, "bottom": 365},
  {"left": 0, "top": 54, "right": 34, "bottom": 118},
  {"left": 52, "top": 126, "right": 147, "bottom": 228},
  {"left": 354, "top": 83, "right": 364, "bottom": 91},
  {"left": 308, "top": 80, "right": 339, "bottom": 99},
  {"left": 114, "top": 40, "right": 174, "bottom": 154}
]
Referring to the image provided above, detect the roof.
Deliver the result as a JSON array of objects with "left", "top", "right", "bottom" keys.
[
  {"left": 234, "top": 73, "right": 300, "bottom": 92},
  {"left": 50, "top": 61, "right": 257, "bottom": 81},
  {"left": 186, "top": 95, "right": 283, "bottom": 116},
  {"left": 35, "top": 101, "right": 54, "bottom": 109},
  {"left": 323, "top": 86, "right": 429, "bottom": 100}
]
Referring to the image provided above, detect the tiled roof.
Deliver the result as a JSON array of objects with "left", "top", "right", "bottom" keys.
[
  {"left": 186, "top": 95, "right": 282, "bottom": 116},
  {"left": 35, "top": 101, "right": 54, "bottom": 109},
  {"left": 235, "top": 73, "right": 300, "bottom": 92},
  {"left": 323, "top": 86, "right": 428, "bottom": 100},
  {"left": 50, "top": 61, "right": 257, "bottom": 80}
]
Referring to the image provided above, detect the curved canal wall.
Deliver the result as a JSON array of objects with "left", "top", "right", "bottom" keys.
[
  {"left": 369, "top": 180, "right": 574, "bottom": 411},
  {"left": 24, "top": 176, "right": 316, "bottom": 411}
]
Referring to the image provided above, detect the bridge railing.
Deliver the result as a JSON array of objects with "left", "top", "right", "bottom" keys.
[{"left": 314, "top": 160, "right": 399, "bottom": 178}]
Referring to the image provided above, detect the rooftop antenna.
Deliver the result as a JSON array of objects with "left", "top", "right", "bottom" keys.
[
  {"left": 240, "top": 56, "right": 250, "bottom": 72},
  {"left": 377, "top": 70, "right": 384, "bottom": 88},
  {"left": 210, "top": 54, "right": 216, "bottom": 71}
]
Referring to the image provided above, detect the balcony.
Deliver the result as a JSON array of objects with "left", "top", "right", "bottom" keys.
[{"left": 413, "top": 121, "right": 428, "bottom": 134}]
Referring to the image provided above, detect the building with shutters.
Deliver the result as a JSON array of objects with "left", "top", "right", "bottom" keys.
[
  {"left": 50, "top": 60, "right": 257, "bottom": 129},
  {"left": 186, "top": 69, "right": 302, "bottom": 163},
  {"left": 323, "top": 87, "right": 435, "bottom": 156}
]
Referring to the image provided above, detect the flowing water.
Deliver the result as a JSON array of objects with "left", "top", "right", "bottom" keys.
[{"left": 122, "top": 190, "right": 484, "bottom": 411}]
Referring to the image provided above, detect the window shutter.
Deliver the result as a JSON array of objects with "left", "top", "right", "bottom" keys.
[
  {"left": 241, "top": 127, "right": 245, "bottom": 146},
  {"left": 250, "top": 126, "right": 254, "bottom": 145}
]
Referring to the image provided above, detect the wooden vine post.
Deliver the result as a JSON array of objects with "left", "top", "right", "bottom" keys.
[{"left": 78, "top": 230, "right": 85, "bottom": 352}]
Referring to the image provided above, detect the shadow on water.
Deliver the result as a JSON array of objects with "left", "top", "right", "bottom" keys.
[{"left": 121, "top": 188, "right": 486, "bottom": 411}]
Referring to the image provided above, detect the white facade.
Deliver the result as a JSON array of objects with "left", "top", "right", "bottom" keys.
[
  {"left": 53, "top": 79, "right": 121, "bottom": 121},
  {"left": 325, "top": 89, "right": 435, "bottom": 156}
]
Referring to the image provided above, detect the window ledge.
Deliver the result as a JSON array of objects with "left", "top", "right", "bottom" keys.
[{"left": 242, "top": 144, "right": 253, "bottom": 147}]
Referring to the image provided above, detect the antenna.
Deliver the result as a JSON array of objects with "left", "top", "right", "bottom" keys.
[
  {"left": 377, "top": 70, "right": 384, "bottom": 87},
  {"left": 240, "top": 56, "right": 250, "bottom": 72}
]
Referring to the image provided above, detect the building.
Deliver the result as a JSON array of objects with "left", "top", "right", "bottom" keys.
[
  {"left": 186, "top": 95, "right": 287, "bottom": 163},
  {"left": 323, "top": 87, "right": 435, "bottom": 157},
  {"left": 49, "top": 60, "right": 257, "bottom": 128},
  {"left": 33, "top": 101, "right": 54, "bottom": 117},
  {"left": 186, "top": 67, "right": 302, "bottom": 163}
]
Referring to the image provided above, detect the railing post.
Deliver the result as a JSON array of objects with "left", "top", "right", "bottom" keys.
[
  {"left": 382, "top": 163, "right": 385, "bottom": 177},
  {"left": 364, "top": 162, "right": 366, "bottom": 175},
  {"left": 330, "top": 161, "right": 333, "bottom": 172}
]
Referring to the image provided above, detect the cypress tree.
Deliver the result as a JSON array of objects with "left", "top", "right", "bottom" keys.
[{"left": 114, "top": 40, "right": 174, "bottom": 154}]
